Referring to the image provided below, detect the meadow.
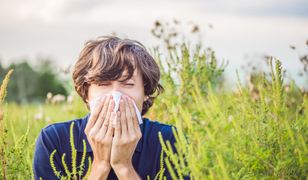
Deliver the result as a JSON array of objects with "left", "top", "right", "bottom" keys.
[{"left": 0, "top": 39, "right": 307, "bottom": 179}]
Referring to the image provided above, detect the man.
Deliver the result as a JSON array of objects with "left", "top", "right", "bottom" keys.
[{"left": 33, "top": 36, "right": 189, "bottom": 179}]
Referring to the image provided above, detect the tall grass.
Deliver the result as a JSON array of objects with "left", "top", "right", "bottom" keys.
[
  {"left": 0, "top": 69, "right": 13, "bottom": 179},
  {"left": 153, "top": 50, "right": 307, "bottom": 179},
  {"left": 0, "top": 42, "right": 307, "bottom": 179}
]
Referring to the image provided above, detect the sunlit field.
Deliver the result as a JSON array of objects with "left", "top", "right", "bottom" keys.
[{"left": 0, "top": 24, "right": 307, "bottom": 179}]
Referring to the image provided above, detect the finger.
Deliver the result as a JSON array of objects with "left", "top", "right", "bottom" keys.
[
  {"left": 119, "top": 98, "right": 128, "bottom": 136},
  {"left": 112, "top": 111, "right": 121, "bottom": 139},
  {"left": 93, "top": 95, "right": 112, "bottom": 130},
  {"left": 93, "top": 95, "right": 109, "bottom": 128},
  {"left": 127, "top": 97, "right": 140, "bottom": 133},
  {"left": 97, "top": 95, "right": 114, "bottom": 137},
  {"left": 105, "top": 112, "right": 115, "bottom": 140},
  {"left": 85, "top": 95, "right": 107, "bottom": 135},
  {"left": 124, "top": 96, "right": 134, "bottom": 134}
]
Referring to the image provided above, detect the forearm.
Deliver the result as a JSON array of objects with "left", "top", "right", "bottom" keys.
[
  {"left": 88, "top": 161, "right": 111, "bottom": 180},
  {"left": 113, "top": 164, "right": 141, "bottom": 180}
]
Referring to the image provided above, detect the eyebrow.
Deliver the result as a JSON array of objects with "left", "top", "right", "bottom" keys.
[{"left": 119, "top": 74, "right": 136, "bottom": 81}]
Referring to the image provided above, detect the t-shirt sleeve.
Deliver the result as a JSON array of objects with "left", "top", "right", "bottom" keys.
[{"left": 33, "top": 127, "right": 64, "bottom": 180}]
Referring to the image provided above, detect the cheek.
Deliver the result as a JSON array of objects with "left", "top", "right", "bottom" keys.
[
  {"left": 124, "top": 85, "right": 145, "bottom": 112},
  {"left": 126, "top": 93, "right": 144, "bottom": 113},
  {"left": 87, "top": 85, "right": 108, "bottom": 101},
  {"left": 134, "top": 96, "right": 144, "bottom": 113}
]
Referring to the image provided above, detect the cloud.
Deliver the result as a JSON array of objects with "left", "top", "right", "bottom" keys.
[
  {"left": 60, "top": 0, "right": 113, "bottom": 16},
  {"left": 0, "top": 0, "right": 307, "bottom": 86},
  {"left": 195, "top": 0, "right": 308, "bottom": 17}
]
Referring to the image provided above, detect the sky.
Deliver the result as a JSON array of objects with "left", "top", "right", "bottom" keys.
[{"left": 0, "top": 0, "right": 308, "bottom": 87}]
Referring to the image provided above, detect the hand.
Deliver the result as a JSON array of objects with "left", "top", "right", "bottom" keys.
[
  {"left": 84, "top": 95, "right": 115, "bottom": 180},
  {"left": 110, "top": 95, "right": 142, "bottom": 179}
]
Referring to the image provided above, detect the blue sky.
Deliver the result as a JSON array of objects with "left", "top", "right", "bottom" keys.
[{"left": 0, "top": 0, "right": 307, "bottom": 87}]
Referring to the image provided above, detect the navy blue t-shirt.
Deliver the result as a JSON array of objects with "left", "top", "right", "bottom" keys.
[{"left": 33, "top": 113, "right": 189, "bottom": 179}]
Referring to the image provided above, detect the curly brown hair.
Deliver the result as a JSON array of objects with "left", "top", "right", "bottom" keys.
[{"left": 72, "top": 36, "right": 164, "bottom": 115}]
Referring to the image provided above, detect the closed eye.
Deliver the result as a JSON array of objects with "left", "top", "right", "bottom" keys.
[{"left": 98, "top": 83, "right": 110, "bottom": 86}]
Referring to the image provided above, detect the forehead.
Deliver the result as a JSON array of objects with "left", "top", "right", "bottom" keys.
[{"left": 121, "top": 68, "right": 140, "bottom": 78}]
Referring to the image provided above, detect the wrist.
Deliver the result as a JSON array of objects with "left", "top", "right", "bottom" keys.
[
  {"left": 113, "top": 163, "right": 140, "bottom": 180},
  {"left": 88, "top": 160, "right": 111, "bottom": 180},
  {"left": 93, "top": 160, "right": 111, "bottom": 171},
  {"left": 113, "top": 163, "right": 132, "bottom": 174}
]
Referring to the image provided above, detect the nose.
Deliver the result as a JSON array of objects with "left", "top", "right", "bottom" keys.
[{"left": 110, "top": 81, "right": 124, "bottom": 94}]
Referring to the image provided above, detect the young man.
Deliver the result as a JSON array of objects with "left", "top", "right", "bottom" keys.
[{"left": 33, "top": 36, "right": 188, "bottom": 179}]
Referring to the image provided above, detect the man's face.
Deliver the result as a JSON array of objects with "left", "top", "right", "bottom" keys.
[{"left": 87, "top": 68, "right": 145, "bottom": 112}]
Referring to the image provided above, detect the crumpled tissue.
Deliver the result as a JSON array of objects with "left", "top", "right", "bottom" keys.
[{"left": 89, "top": 91, "right": 143, "bottom": 124}]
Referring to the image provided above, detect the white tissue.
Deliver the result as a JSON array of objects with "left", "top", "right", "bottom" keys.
[
  {"left": 112, "top": 91, "right": 122, "bottom": 113},
  {"left": 89, "top": 91, "right": 143, "bottom": 124}
]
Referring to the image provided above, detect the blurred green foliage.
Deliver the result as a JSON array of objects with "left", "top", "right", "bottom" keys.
[{"left": 0, "top": 59, "right": 68, "bottom": 104}]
